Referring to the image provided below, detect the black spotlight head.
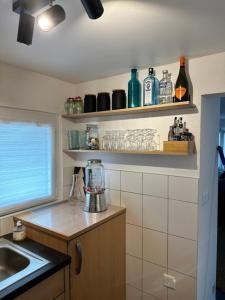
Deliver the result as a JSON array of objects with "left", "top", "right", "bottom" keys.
[
  {"left": 17, "top": 12, "right": 35, "bottom": 45},
  {"left": 38, "top": 4, "right": 66, "bottom": 32},
  {"left": 80, "top": 0, "right": 104, "bottom": 19}
]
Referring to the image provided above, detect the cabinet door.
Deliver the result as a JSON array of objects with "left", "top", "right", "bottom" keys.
[{"left": 68, "top": 213, "right": 126, "bottom": 300}]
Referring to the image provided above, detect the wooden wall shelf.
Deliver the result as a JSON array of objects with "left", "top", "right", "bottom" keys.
[
  {"left": 63, "top": 149, "right": 190, "bottom": 156},
  {"left": 62, "top": 101, "right": 195, "bottom": 120}
]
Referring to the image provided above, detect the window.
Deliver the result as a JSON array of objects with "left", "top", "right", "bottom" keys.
[{"left": 0, "top": 108, "right": 57, "bottom": 216}]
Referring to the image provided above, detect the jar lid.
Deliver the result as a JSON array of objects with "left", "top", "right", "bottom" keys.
[
  {"left": 87, "top": 159, "right": 102, "bottom": 164},
  {"left": 75, "top": 96, "right": 82, "bottom": 101},
  {"left": 98, "top": 92, "right": 110, "bottom": 96},
  {"left": 112, "top": 89, "right": 126, "bottom": 93}
]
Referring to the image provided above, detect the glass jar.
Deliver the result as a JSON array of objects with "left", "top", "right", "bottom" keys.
[
  {"left": 85, "top": 159, "right": 105, "bottom": 193},
  {"left": 66, "top": 97, "right": 75, "bottom": 114},
  {"left": 73, "top": 97, "right": 84, "bottom": 114}
]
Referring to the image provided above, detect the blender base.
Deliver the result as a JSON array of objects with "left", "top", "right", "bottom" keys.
[{"left": 84, "top": 192, "right": 107, "bottom": 213}]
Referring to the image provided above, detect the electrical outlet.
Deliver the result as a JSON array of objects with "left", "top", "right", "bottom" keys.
[{"left": 164, "top": 274, "right": 176, "bottom": 289}]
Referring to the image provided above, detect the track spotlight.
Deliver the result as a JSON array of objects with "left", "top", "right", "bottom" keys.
[
  {"left": 80, "top": 0, "right": 104, "bottom": 19},
  {"left": 38, "top": 4, "right": 66, "bottom": 32},
  {"left": 17, "top": 12, "right": 35, "bottom": 45}
]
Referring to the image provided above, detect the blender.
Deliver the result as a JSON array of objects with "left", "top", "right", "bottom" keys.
[{"left": 84, "top": 159, "right": 107, "bottom": 213}]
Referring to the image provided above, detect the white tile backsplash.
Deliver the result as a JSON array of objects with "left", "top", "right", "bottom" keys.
[
  {"left": 143, "top": 174, "right": 168, "bottom": 198},
  {"left": 105, "top": 169, "right": 121, "bottom": 190},
  {"left": 63, "top": 185, "right": 71, "bottom": 200},
  {"left": 63, "top": 166, "right": 74, "bottom": 186},
  {"left": 126, "top": 224, "right": 142, "bottom": 258},
  {"left": 121, "top": 192, "right": 142, "bottom": 226},
  {"left": 143, "top": 261, "right": 167, "bottom": 300},
  {"left": 169, "top": 199, "right": 198, "bottom": 240},
  {"left": 121, "top": 171, "right": 142, "bottom": 194},
  {"left": 105, "top": 189, "right": 121, "bottom": 206},
  {"left": 126, "top": 255, "right": 142, "bottom": 290},
  {"left": 169, "top": 176, "right": 198, "bottom": 203},
  {"left": 168, "top": 235, "right": 197, "bottom": 277},
  {"left": 143, "top": 195, "right": 167, "bottom": 233},
  {"left": 126, "top": 285, "right": 142, "bottom": 300},
  {"left": 142, "top": 292, "right": 162, "bottom": 300},
  {"left": 143, "top": 228, "right": 167, "bottom": 267},
  {"left": 60, "top": 169, "right": 199, "bottom": 299},
  {"left": 167, "top": 270, "right": 197, "bottom": 300}
]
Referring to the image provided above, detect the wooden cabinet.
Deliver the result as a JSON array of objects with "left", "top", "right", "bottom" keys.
[
  {"left": 19, "top": 209, "right": 126, "bottom": 300},
  {"left": 15, "top": 270, "right": 65, "bottom": 300},
  {"left": 69, "top": 213, "right": 125, "bottom": 300}
]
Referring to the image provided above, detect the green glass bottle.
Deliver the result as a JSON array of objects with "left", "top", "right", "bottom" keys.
[
  {"left": 175, "top": 56, "right": 190, "bottom": 102},
  {"left": 128, "top": 69, "right": 141, "bottom": 108}
]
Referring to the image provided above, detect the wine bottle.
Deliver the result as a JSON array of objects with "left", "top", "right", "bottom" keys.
[{"left": 174, "top": 56, "right": 189, "bottom": 102}]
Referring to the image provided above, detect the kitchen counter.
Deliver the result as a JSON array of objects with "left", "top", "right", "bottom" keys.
[
  {"left": 0, "top": 234, "right": 71, "bottom": 300},
  {"left": 15, "top": 201, "right": 125, "bottom": 241}
]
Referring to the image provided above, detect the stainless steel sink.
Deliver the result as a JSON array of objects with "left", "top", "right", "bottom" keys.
[{"left": 0, "top": 238, "right": 49, "bottom": 291}]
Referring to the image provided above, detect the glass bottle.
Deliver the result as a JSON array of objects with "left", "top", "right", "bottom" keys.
[
  {"left": 128, "top": 69, "right": 141, "bottom": 108},
  {"left": 174, "top": 56, "right": 189, "bottom": 102},
  {"left": 159, "top": 70, "right": 168, "bottom": 104},
  {"left": 166, "top": 73, "right": 173, "bottom": 103},
  {"left": 143, "top": 68, "right": 159, "bottom": 106}
]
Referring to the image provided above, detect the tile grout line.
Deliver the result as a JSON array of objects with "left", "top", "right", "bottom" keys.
[
  {"left": 167, "top": 175, "right": 169, "bottom": 300},
  {"left": 141, "top": 172, "right": 144, "bottom": 300}
]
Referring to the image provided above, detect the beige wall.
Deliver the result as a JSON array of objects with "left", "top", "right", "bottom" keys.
[
  {"left": 1, "top": 52, "right": 225, "bottom": 300},
  {"left": 0, "top": 61, "right": 76, "bottom": 236}
]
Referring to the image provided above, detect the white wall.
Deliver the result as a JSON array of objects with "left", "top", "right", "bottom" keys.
[
  {"left": 0, "top": 61, "right": 76, "bottom": 235},
  {"left": 72, "top": 52, "right": 225, "bottom": 178},
  {"left": 66, "top": 51, "right": 225, "bottom": 300},
  {"left": 198, "top": 95, "right": 221, "bottom": 300},
  {"left": 0, "top": 61, "right": 75, "bottom": 113},
  {"left": 1, "top": 52, "right": 225, "bottom": 300}
]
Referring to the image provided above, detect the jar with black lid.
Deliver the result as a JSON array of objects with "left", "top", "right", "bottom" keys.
[
  {"left": 97, "top": 92, "right": 110, "bottom": 111},
  {"left": 112, "top": 90, "right": 126, "bottom": 110}
]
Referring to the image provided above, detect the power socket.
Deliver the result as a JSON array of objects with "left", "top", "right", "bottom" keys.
[{"left": 164, "top": 274, "right": 176, "bottom": 289}]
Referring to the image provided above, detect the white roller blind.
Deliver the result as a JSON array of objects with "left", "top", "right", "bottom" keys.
[{"left": 0, "top": 108, "right": 56, "bottom": 216}]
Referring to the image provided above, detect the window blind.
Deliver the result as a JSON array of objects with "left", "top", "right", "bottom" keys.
[{"left": 0, "top": 118, "right": 55, "bottom": 216}]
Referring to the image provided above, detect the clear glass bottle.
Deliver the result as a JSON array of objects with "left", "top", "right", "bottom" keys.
[
  {"left": 159, "top": 70, "right": 168, "bottom": 104},
  {"left": 166, "top": 73, "right": 173, "bottom": 103},
  {"left": 128, "top": 69, "right": 141, "bottom": 108},
  {"left": 143, "top": 68, "right": 159, "bottom": 106}
]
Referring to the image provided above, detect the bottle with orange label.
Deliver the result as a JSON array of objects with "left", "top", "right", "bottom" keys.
[{"left": 174, "top": 56, "right": 190, "bottom": 102}]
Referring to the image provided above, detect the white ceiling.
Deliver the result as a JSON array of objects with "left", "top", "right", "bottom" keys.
[{"left": 0, "top": 0, "right": 225, "bottom": 83}]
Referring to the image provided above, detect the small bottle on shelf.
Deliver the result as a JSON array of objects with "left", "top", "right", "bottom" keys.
[
  {"left": 174, "top": 56, "right": 190, "bottom": 102},
  {"left": 168, "top": 126, "right": 174, "bottom": 141},
  {"left": 143, "top": 68, "right": 159, "bottom": 106},
  {"left": 159, "top": 70, "right": 168, "bottom": 104},
  {"left": 166, "top": 73, "right": 173, "bottom": 103},
  {"left": 128, "top": 68, "right": 141, "bottom": 108}
]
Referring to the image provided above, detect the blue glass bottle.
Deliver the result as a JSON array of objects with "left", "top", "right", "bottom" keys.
[
  {"left": 143, "top": 68, "right": 159, "bottom": 106},
  {"left": 128, "top": 69, "right": 141, "bottom": 108}
]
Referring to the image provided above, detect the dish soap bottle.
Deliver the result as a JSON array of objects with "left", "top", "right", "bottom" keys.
[
  {"left": 143, "top": 67, "right": 159, "bottom": 106},
  {"left": 13, "top": 220, "right": 26, "bottom": 241},
  {"left": 128, "top": 68, "right": 141, "bottom": 108}
]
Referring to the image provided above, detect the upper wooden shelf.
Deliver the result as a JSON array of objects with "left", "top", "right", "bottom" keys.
[
  {"left": 63, "top": 149, "right": 190, "bottom": 156},
  {"left": 62, "top": 101, "right": 195, "bottom": 120}
]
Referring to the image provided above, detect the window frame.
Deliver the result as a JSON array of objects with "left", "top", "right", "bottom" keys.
[{"left": 0, "top": 106, "right": 59, "bottom": 216}]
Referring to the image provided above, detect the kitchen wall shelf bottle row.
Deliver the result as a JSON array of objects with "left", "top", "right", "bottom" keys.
[
  {"left": 63, "top": 149, "right": 191, "bottom": 156},
  {"left": 62, "top": 101, "right": 195, "bottom": 120}
]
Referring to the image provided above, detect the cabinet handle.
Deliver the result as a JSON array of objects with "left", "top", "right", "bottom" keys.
[{"left": 75, "top": 241, "right": 82, "bottom": 275}]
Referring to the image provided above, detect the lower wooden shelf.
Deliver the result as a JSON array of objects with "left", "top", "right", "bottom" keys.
[{"left": 63, "top": 149, "right": 190, "bottom": 156}]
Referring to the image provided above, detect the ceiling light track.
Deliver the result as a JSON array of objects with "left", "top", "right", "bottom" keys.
[{"left": 13, "top": 0, "right": 104, "bottom": 46}]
